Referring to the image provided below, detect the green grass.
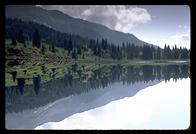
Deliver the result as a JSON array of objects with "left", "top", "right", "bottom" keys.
[
  {"left": 5, "top": 39, "right": 190, "bottom": 87},
  {"left": 5, "top": 60, "right": 103, "bottom": 87},
  {"left": 5, "top": 59, "right": 190, "bottom": 87},
  {"left": 5, "top": 39, "right": 190, "bottom": 65}
]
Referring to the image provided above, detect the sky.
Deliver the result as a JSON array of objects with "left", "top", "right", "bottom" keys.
[{"left": 39, "top": 5, "right": 190, "bottom": 49}]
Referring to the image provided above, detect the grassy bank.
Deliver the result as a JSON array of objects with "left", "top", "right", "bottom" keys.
[{"left": 5, "top": 39, "right": 190, "bottom": 87}]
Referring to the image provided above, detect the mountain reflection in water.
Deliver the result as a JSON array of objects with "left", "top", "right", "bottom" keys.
[{"left": 5, "top": 64, "right": 190, "bottom": 129}]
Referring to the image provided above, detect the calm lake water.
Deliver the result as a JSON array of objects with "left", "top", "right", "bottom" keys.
[{"left": 5, "top": 64, "right": 190, "bottom": 130}]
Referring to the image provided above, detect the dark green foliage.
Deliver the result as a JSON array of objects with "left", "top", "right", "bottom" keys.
[
  {"left": 8, "top": 71, "right": 17, "bottom": 82},
  {"left": 41, "top": 45, "right": 45, "bottom": 54},
  {"left": 17, "top": 78, "right": 25, "bottom": 95},
  {"left": 33, "top": 29, "right": 41, "bottom": 48},
  {"left": 82, "top": 54, "right": 85, "bottom": 59},
  {"left": 6, "top": 5, "right": 154, "bottom": 47},
  {"left": 142, "top": 45, "right": 152, "bottom": 60},
  {"left": 6, "top": 18, "right": 190, "bottom": 61},
  {"left": 77, "top": 47, "right": 82, "bottom": 55},
  {"left": 17, "top": 29, "right": 25, "bottom": 44},
  {"left": 72, "top": 49, "right": 78, "bottom": 60},
  {"left": 6, "top": 18, "right": 88, "bottom": 48},
  {"left": 5, "top": 64, "right": 190, "bottom": 113},
  {"left": 156, "top": 47, "right": 161, "bottom": 60},
  {"left": 163, "top": 44, "right": 171, "bottom": 59},
  {"left": 68, "top": 39, "right": 73, "bottom": 54},
  {"left": 181, "top": 48, "right": 189, "bottom": 59},
  {"left": 7, "top": 60, "right": 20, "bottom": 67},
  {"left": 64, "top": 39, "right": 68, "bottom": 50},
  {"left": 33, "top": 75, "right": 41, "bottom": 95},
  {"left": 11, "top": 37, "right": 16, "bottom": 46},
  {"left": 51, "top": 44, "right": 55, "bottom": 53}
]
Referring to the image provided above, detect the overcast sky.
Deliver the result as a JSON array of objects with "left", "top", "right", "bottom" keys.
[{"left": 39, "top": 5, "right": 190, "bottom": 49}]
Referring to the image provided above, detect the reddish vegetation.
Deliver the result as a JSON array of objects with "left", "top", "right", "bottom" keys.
[{"left": 5, "top": 56, "right": 76, "bottom": 62}]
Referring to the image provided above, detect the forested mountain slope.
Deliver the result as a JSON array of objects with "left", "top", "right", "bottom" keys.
[{"left": 6, "top": 5, "right": 155, "bottom": 47}]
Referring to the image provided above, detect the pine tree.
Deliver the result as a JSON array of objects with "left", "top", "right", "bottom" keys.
[
  {"left": 33, "top": 29, "right": 41, "bottom": 48},
  {"left": 142, "top": 45, "right": 151, "bottom": 60},
  {"left": 64, "top": 39, "right": 68, "bottom": 50},
  {"left": 172, "top": 45, "right": 179, "bottom": 59},
  {"left": 181, "top": 48, "right": 189, "bottom": 59},
  {"left": 41, "top": 45, "right": 45, "bottom": 54},
  {"left": 72, "top": 49, "right": 78, "bottom": 61},
  {"left": 17, "top": 29, "right": 25, "bottom": 44},
  {"left": 68, "top": 38, "right": 73, "bottom": 54},
  {"left": 167, "top": 46, "right": 172, "bottom": 59},
  {"left": 163, "top": 44, "right": 168, "bottom": 59},
  {"left": 51, "top": 44, "right": 55, "bottom": 53},
  {"left": 77, "top": 47, "right": 82, "bottom": 55},
  {"left": 156, "top": 47, "right": 161, "bottom": 60}
]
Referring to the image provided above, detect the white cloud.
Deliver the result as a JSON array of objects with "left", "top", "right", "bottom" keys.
[
  {"left": 169, "top": 33, "right": 190, "bottom": 48},
  {"left": 137, "top": 32, "right": 190, "bottom": 49},
  {"left": 183, "top": 25, "right": 188, "bottom": 29},
  {"left": 81, "top": 9, "right": 92, "bottom": 16},
  {"left": 40, "top": 5, "right": 151, "bottom": 33},
  {"left": 171, "top": 33, "right": 189, "bottom": 42},
  {"left": 178, "top": 24, "right": 188, "bottom": 29}
]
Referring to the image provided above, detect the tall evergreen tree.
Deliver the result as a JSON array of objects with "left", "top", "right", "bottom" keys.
[
  {"left": 33, "top": 29, "right": 41, "bottom": 48},
  {"left": 68, "top": 38, "right": 73, "bottom": 54},
  {"left": 163, "top": 44, "right": 168, "bottom": 59},
  {"left": 181, "top": 48, "right": 189, "bottom": 59},
  {"left": 142, "top": 45, "right": 152, "bottom": 60},
  {"left": 64, "top": 39, "right": 68, "bottom": 50},
  {"left": 72, "top": 49, "right": 78, "bottom": 61},
  {"left": 17, "top": 29, "right": 25, "bottom": 44},
  {"left": 41, "top": 45, "right": 45, "bottom": 54},
  {"left": 51, "top": 44, "right": 55, "bottom": 53},
  {"left": 77, "top": 47, "right": 82, "bottom": 55},
  {"left": 172, "top": 45, "right": 179, "bottom": 59},
  {"left": 167, "top": 46, "right": 172, "bottom": 59},
  {"left": 156, "top": 47, "right": 161, "bottom": 60}
]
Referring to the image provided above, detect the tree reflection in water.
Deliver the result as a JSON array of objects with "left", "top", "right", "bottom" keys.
[
  {"left": 5, "top": 64, "right": 190, "bottom": 113},
  {"left": 33, "top": 75, "right": 41, "bottom": 95}
]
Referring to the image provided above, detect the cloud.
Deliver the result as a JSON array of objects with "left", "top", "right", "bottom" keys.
[
  {"left": 178, "top": 25, "right": 182, "bottom": 28},
  {"left": 161, "top": 33, "right": 190, "bottom": 49},
  {"left": 40, "top": 5, "right": 152, "bottom": 33},
  {"left": 137, "top": 32, "right": 190, "bottom": 49},
  {"left": 183, "top": 25, "right": 188, "bottom": 29},
  {"left": 154, "top": 33, "right": 190, "bottom": 49},
  {"left": 178, "top": 24, "right": 188, "bottom": 29},
  {"left": 169, "top": 33, "right": 190, "bottom": 48}
]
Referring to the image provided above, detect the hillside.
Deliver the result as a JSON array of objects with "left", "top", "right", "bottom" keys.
[{"left": 6, "top": 5, "right": 155, "bottom": 47}]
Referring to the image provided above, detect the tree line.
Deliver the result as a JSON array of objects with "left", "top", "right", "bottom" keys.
[{"left": 6, "top": 18, "right": 190, "bottom": 60}]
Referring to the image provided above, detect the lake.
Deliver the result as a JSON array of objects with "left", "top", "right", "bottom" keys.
[{"left": 5, "top": 63, "right": 190, "bottom": 130}]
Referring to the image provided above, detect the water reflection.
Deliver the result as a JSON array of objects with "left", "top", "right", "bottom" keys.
[
  {"left": 36, "top": 78, "right": 190, "bottom": 130},
  {"left": 17, "top": 78, "right": 25, "bottom": 95},
  {"left": 8, "top": 71, "right": 17, "bottom": 82},
  {"left": 5, "top": 64, "right": 190, "bottom": 129},
  {"left": 33, "top": 75, "right": 41, "bottom": 95}
]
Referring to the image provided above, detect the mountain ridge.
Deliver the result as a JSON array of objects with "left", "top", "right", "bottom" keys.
[{"left": 6, "top": 5, "right": 155, "bottom": 47}]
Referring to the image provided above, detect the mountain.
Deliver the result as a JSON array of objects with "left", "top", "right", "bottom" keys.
[{"left": 6, "top": 5, "right": 155, "bottom": 47}]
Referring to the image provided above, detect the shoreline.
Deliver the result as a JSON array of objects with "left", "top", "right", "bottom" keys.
[{"left": 6, "top": 55, "right": 190, "bottom": 65}]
